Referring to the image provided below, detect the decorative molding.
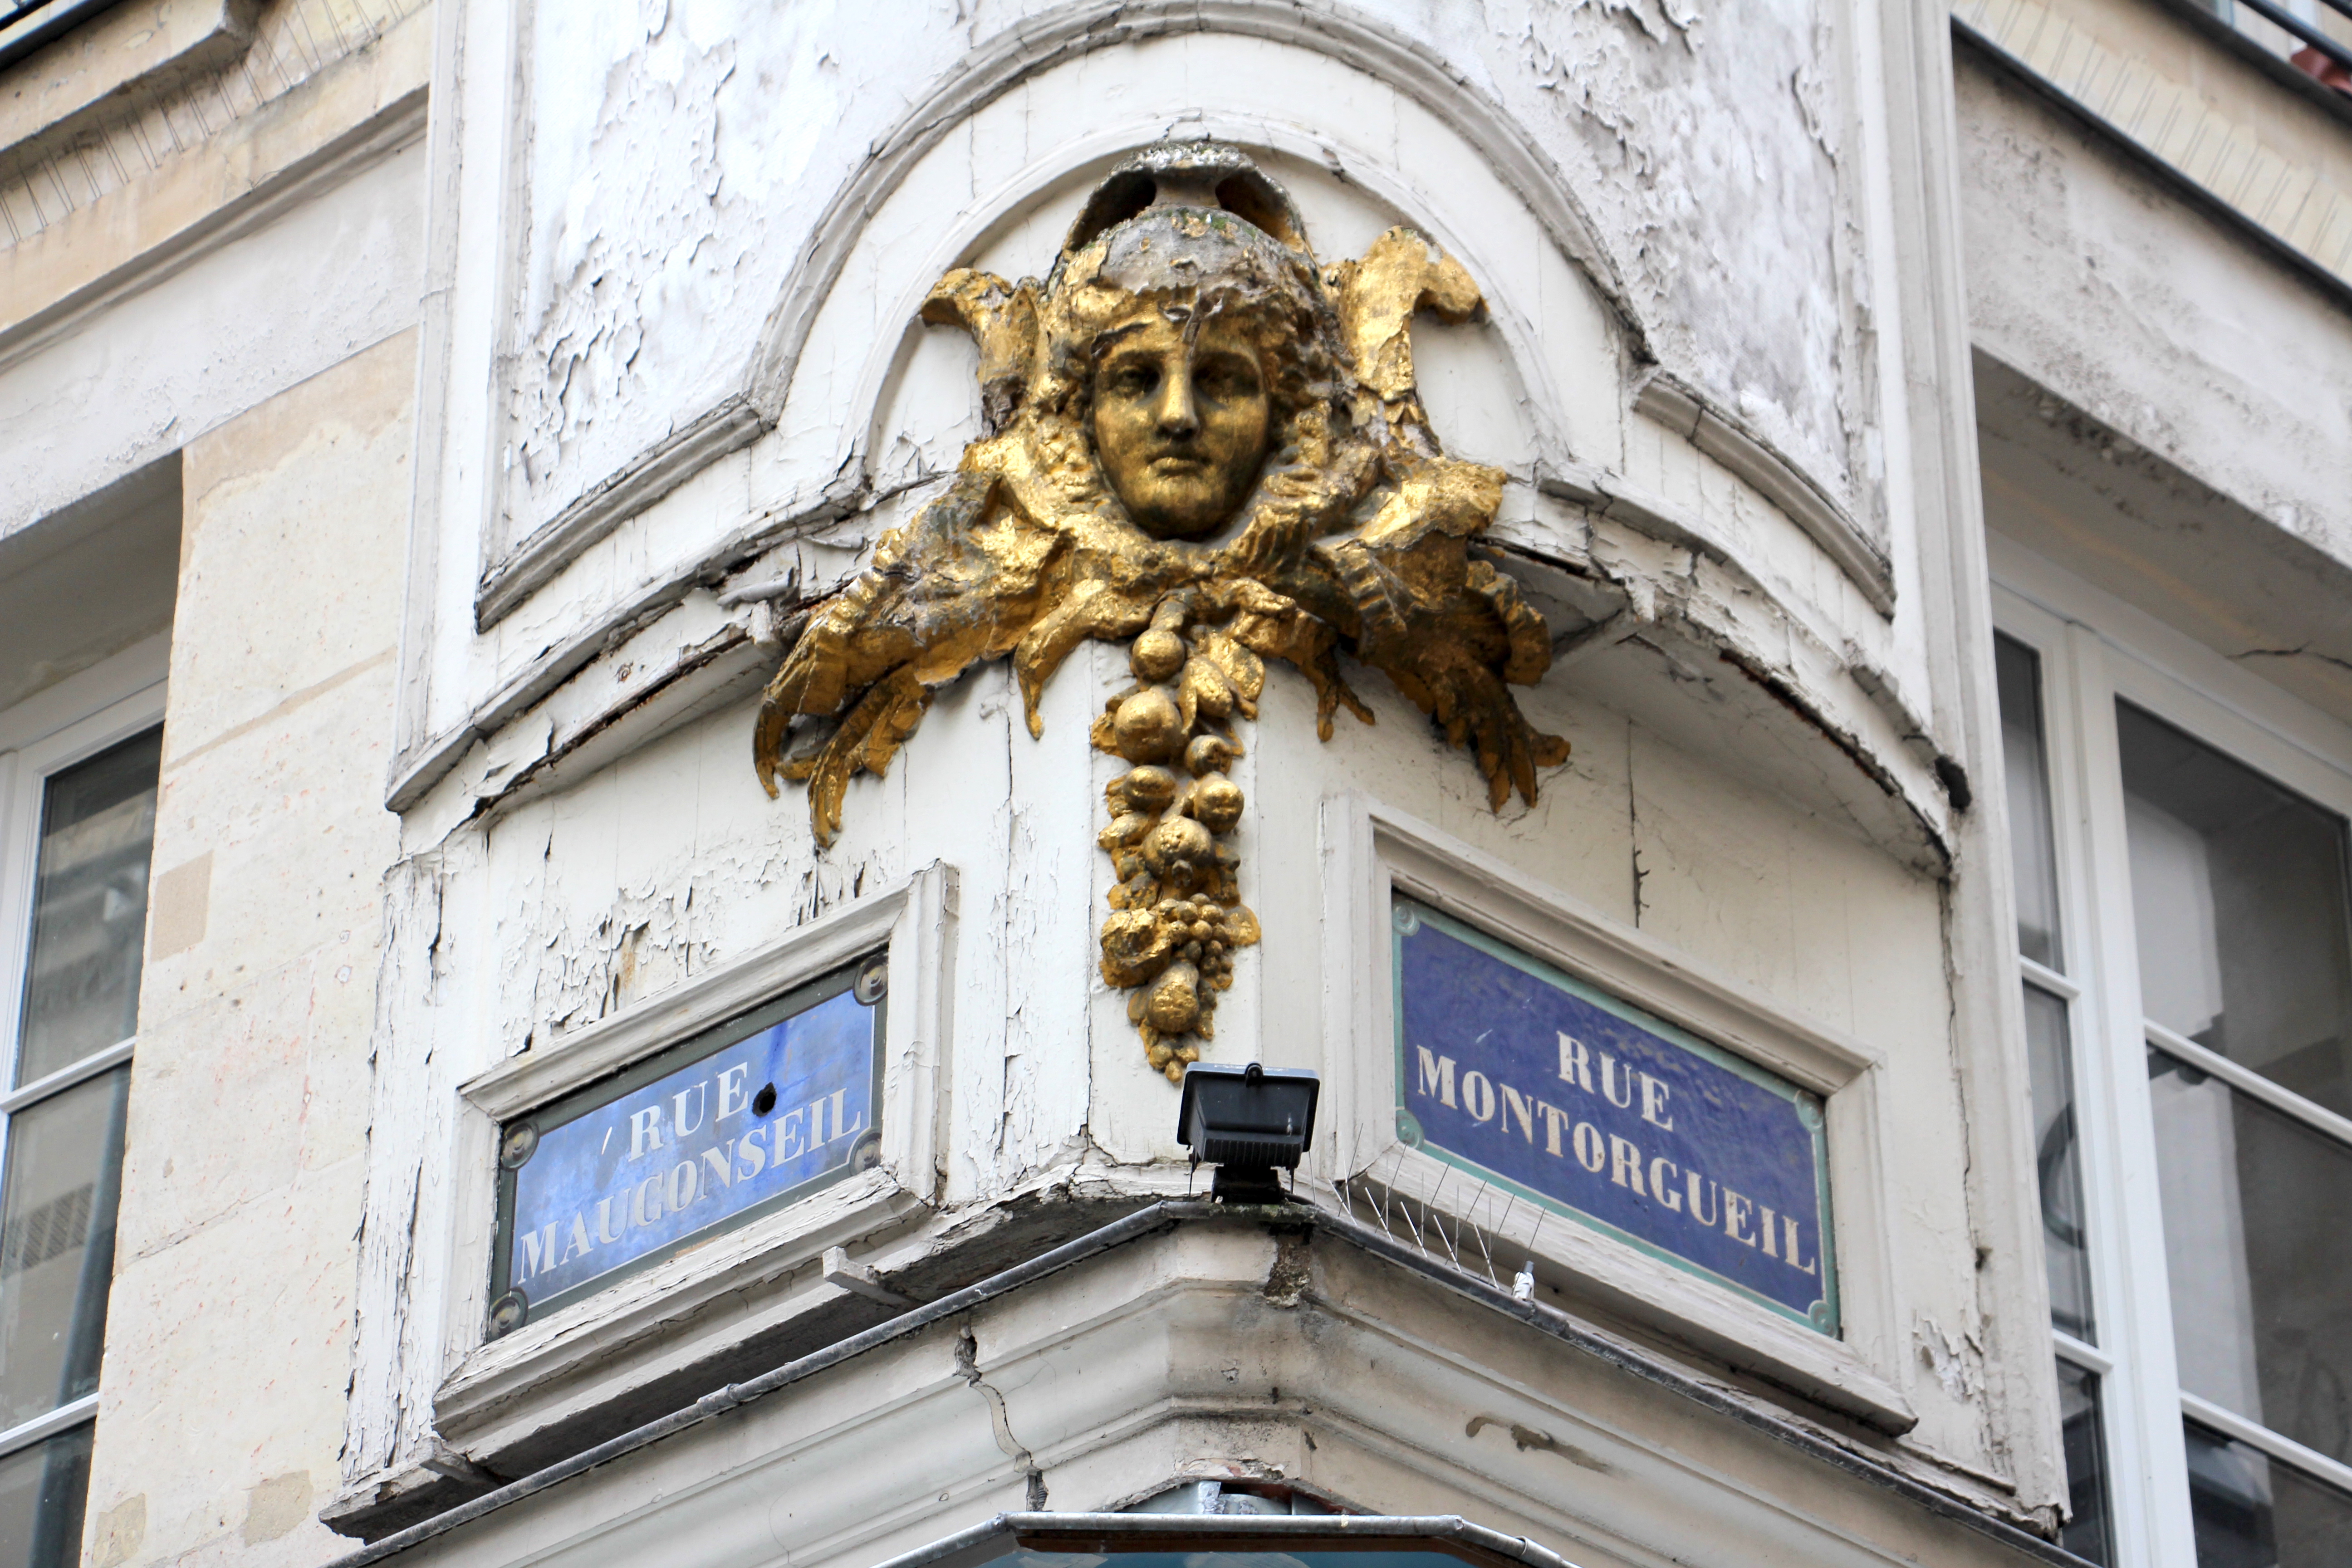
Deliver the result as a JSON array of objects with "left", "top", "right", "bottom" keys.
[
  {"left": 754, "top": 148, "right": 1571, "bottom": 1080},
  {"left": 1632, "top": 371, "right": 1894, "bottom": 616},
  {"left": 0, "top": 85, "right": 426, "bottom": 372},
  {"left": 431, "top": 867, "right": 957, "bottom": 1450},
  {"left": 324, "top": 1206, "right": 2075, "bottom": 1568},
  {"left": 466, "top": 0, "right": 1656, "bottom": 641},
  {"left": 387, "top": 469, "right": 871, "bottom": 815},
  {"left": 0, "top": 0, "right": 430, "bottom": 253},
  {"left": 0, "top": 0, "right": 255, "bottom": 147},
  {"left": 740, "top": 0, "right": 1648, "bottom": 426},
  {"left": 474, "top": 396, "right": 767, "bottom": 631},
  {"left": 459, "top": 870, "right": 936, "bottom": 1120}
]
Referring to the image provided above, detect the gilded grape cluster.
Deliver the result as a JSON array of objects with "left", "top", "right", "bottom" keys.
[{"left": 1094, "top": 594, "right": 1264, "bottom": 1080}]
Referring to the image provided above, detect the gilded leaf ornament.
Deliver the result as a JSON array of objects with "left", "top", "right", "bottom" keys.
[{"left": 755, "top": 144, "right": 1567, "bottom": 1081}]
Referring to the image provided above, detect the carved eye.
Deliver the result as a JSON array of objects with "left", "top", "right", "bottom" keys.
[
  {"left": 1195, "top": 360, "right": 1257, "bottom": 400},
  {"left": 1107, "top": 362, "right": 1160, "bottom": 398}
]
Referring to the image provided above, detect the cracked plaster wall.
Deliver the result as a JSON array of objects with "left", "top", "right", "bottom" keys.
[
  {"left": 83, "top": 331, "right": 415, "bottom": 1568},
  {"left": 497, "top": 0, "right": 1867, "bottom": 554},
  {"left": 339, "top": 0, "right": 2053, "bottom": 1532},
  {"left": 1956, "top": 49, "right": 2352, "bottom": 573}
]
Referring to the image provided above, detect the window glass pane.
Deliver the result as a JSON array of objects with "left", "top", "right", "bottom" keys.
[
  {"left": 2151, "top": 1048, "right": 2352, "bottom": 1465},
  {"left": 2119, "top": 703, "right": 2352, "bottom": 1119},
  {"left": 0, "top": 1422, "right": 92, "bottom": 1568},
  {"left": 15, "top": 730, "right": 161, "bottom": 1086},
  {"left": 2186, "top": 1418, "right": 2352, "bottom": 1568},
  {"left": 2024, "top": 983, "right": 2095, "bottom": 1339},
  {"left": 1996, "top": 635, "right": 2064, "bottom": 969},
  {"left": 0, "top": 1067, "right": 126, "bottom": 1430},
  {"left": 2055, "top": 1358, "right": 2115, "bottom": 1565}
]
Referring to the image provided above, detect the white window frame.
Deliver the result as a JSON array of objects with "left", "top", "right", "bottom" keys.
[
  {"left": 1993, "top": 538, "right": 2352, "bottom": 1568},
  {"left": 0, "top": 634, "right": 168, "bottom": 1475}
]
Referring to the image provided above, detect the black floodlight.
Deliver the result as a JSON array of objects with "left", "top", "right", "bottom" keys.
[{"left": 1176, "top": 1062, "right": 1319, "bottom": 1202}]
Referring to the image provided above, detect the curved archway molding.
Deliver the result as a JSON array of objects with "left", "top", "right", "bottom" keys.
[
  {"left": 422, "top": 0, "right": 1926, "bottom": 868},
  {"left": 474, "top": 0, "right": 1650, "bottom": 635}
]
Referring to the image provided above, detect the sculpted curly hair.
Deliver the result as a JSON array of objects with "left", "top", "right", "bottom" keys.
[{"left": 1012, "top": 205, "right": 1377, "bottom": 544}]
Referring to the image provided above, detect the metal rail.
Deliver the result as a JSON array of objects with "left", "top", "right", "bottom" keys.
[{"left": 2230, "top": 0, "right": 2352, "bottom": 74}]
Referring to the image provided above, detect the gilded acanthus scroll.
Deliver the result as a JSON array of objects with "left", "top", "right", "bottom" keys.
[{"left": 756, "top": 144, "right": 1565, "bottom": 1081}]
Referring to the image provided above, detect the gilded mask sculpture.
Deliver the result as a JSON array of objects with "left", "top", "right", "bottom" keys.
[{"left": 755, "top": 144, "right": 1567, "bottom": 1081}]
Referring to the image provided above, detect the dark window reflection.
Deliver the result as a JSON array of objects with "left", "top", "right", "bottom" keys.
[
  {"left": 2025, "top": 984, "right": 2094, "bottom": 1340},
  {"left": 2119, "top": 702, "right": 2352, "bottom": 1119},
  {"left": 16, "top": 730, "right": 162, "bottom": 1086},
  {"left": 0, "top": 1067, "right": 128, "bottom": 1430},
  {"left": 2152, "top": 1050, "right": 2352, "bottom": 1467},
  {"left": 0, "top": 1424, "right": 91, "bottom": 1568},
  {"left": 2056, "top": 1358, "right": 2115, "bottom": 1564},
  {"left": 2187, "top": 1418, "right": 2352, "bottom": 1568},
  {"left": 1996, "top": 636, "right": 2065, "bottom": 970}
]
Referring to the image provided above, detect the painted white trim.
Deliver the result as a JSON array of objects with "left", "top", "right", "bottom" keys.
[
  {"left": 0, "top": 1395, "right": 97, "bottom": 1463},
  {"left": 1318, "top": 794, "right": 1913, "bottom": 1436},
  {"left": 0, "top": 667, "right": 168, "bottom": 1098},
  {"left": 2180, "top": 1391, "right": 2352, "bottom": 1500},
  {"left": 2141, "top": 1019, "right": 2352, "bottom": 1152},
  {"left": 432, "top": 865, "right": 957, "bottom": 1443},
  {"left": 1633, "top": 372, "right": 1891, "bottom": 614},
  {"left": 0, "top": 1037, "right": 134, "bottom": 1117},
  {"left": 2052, "top": 1330, "right": 2113, "bottom": 1378},
  {"left": 474, "top": 398, "right": 765, "bottom": 631},
  {"left": 0, "top": 633, "right": 169, "bottom": 755},
  {"left": 2017, "top": 956, "right": 2079, "bottom": 1003},
  {"left": 1990, "top": 543, "right": 2352, "bottom": 1568}
]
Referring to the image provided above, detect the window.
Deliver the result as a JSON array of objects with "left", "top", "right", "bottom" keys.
[
  {"left": 0, "top": 696, "right": 160, "bottom": 1568},
  {"left": 1994, "top": 581, "right": 2352, "bottom": 1568},
  {"left": 0, "top": 1, "right": 126, "bottom": 74}
]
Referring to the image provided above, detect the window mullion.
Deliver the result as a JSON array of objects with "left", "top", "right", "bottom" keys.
[
  {"left": 2177, "top": 1390, "right": 2352, "bottom": 1501},
  {"left": 0, "top": 1393, "right": 96, "bottom": 1465},
  {"left": 2058, "top": 622, "right": 2200, "bottom": 1568},
  {"left": 2141, "top": 1019, "right": 2352, "bottom": 1150},
  {"left": 2053, "top": 1328, "right": 2115, "bottom": 1378},
  {"left": 2017, "top": 955, "right": 2080, "bottom": 1002},
  {"left": 0, "top": 1037, "right": 135, "bottom": 1117}
]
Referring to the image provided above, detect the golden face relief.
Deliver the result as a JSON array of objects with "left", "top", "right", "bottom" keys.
[
  {"left": 1089, "top": 309, "right": 1270, "bottom": 540},
  {"left": 756, "top": 156, "right": 1569, "bottom": 1083}
]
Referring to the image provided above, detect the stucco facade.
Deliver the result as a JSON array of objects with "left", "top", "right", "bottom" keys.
[{"left": 1, "top": 3, "right": 2346, "bottom": 1568}]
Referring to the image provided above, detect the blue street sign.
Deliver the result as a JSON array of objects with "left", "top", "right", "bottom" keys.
[
  {"left": 1393, "top": 900, "right": 1837, "bottom": 1334},
  {"left": 490, "top": 958, "right": 884, "bottom": 1329}
]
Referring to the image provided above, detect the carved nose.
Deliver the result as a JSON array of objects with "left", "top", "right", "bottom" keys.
[{"left": 1155, "top": 367, "right": 1199, "bottom": 436}]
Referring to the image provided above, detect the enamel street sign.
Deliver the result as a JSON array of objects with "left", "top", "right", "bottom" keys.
[
  {"left": 1393, "top": 899, "right": 1837, "bottom": 1334},
  {"left": 488, "top": 956, "right": 885, "bottom": 1331}
]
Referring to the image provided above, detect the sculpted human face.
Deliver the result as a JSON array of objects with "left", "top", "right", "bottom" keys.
[{"left": 1090, "top": 310, "right": 1271, "bottom": 540}]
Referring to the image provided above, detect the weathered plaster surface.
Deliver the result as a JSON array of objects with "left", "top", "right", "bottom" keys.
[
  {"left": 84, "top": 329, "right": 414, "bottom": 1568},
  {"left": 1479, "top": 0, "right": 1866, "bottom": 515},
  {"left": 1955, "top": 46, "right": 2352, "bottom": 573},
  {"left": 495, "top": 0, "right": 1865, "bottom": 554},
  {"left": 0, "top": 134, "right": 427, "bottom": 540},
  {"left": 375, "top": 1221, "right": 2059, "bottom": 1568}
]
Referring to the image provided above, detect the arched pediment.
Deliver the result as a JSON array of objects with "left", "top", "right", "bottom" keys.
[
  {"left": 738, "top": 9, "right": 1646, "bottom": 527},
  {"left": 432, "top": 0, "right": 1940, "bottom": 879}
]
